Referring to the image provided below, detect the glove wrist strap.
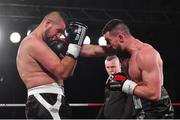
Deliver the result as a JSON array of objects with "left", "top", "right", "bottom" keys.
[
  {"left": 122, "top": 79, "right": 137, "bottom": 94},
  {"left": 66, "top": 44, "right": 81, "bottom": 59}
]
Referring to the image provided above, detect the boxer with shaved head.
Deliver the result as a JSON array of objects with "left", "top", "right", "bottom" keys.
[{"left": 17, "top": 11, "right": 87, "bottom": 119}]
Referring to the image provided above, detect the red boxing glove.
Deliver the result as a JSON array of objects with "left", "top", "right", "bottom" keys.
[{"left": 106, "top": 72, "right": 137, "bottom": 94}]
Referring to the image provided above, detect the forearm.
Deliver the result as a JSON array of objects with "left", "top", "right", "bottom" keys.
[
  {"left": 70, "top": 61, "right": 77, "bottom": 76},
  {"left": 54, "top": 21, "right": 87, "bottom": 79},
  {"left": 53, "top": 56, "right": 77, "bottom": 80},
  {"left": 80, "top": 44, "right": 117, "bottom": 57},
  {"left": 107, "top": 72, "right": 161, "bottom": 101},
  {"left": 122, "top": 80, "right": 161, "bottom": 101},
  {"left": 133, "top": 84, "right": 161, "bottom": 101}
]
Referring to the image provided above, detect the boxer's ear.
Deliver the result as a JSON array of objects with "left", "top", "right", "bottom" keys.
[
  {"left": 118, "top": 33, "right": 124, "bottom": 43},
  {"left": 45, "top": 18, "right": 52, "bottom": 27}
]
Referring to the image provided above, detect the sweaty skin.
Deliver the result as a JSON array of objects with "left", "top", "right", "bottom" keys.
[
  {"left": 17, "top": 35, "right": 62, "bottom": 89},
  {"left": 81, "top": 37, "right": 163, "bottom": 101},
  {"left": 17, "top": 11, "right": 77, "bottom": 89},
  {"left": 121, "top": 42, "right": 163, "bottom": 100}
]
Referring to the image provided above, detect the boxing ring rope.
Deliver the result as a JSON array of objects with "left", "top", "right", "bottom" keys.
[
  {"left": 0, "top": 103, "right": 180, "bottom": 107},
  {"left": 0, "top": 103, "right": 104, "bottom": 107}
]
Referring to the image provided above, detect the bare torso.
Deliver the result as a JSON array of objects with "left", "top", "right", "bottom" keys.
[
  {"left": 16, "top": 35, "right": 63, "bottom": 89},
  {"left": 128, "top": 52, "right": 141, "bottom": 82},
  {"left": 123, "top": 43, "right": 163, "bottom": 86}
]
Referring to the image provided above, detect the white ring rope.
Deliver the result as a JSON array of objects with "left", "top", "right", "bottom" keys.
[
  {"left": 1, "top": 103, "right": 179, "bottom": 107},
  {"left": 0, "top": 103, "right": 104, "bottom": 107}
]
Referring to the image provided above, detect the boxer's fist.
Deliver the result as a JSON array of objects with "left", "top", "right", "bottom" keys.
[
  {"left": 46, "top": 39, "right": 68, "bottom": 59},
  {"left": 65, "top": 22, "right": 88, "bottom": 59},
  {"left": 106, "top": 72, "right": 137, "bottom": 94},
  {"left": 106, "top": 72, "right": 127, "bottom": 91},
  {"left": 65, "top": 22, "right": 88, "bottom": 46}
]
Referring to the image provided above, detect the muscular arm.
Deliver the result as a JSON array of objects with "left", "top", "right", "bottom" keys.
[
  {"left": 80, "top": 44, "right": 117, "bottom": 57},
  {"left": 29, "top": 39, "right": 77, "bottom": 80},
  {"left": 133, "top": 50, "right": 163, "bottom": 101}
]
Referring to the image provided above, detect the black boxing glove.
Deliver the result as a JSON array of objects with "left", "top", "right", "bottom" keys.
[
  {"left": 65, "top": 22, "right": 88, "bottom": 59},
  {"left": 106, "top": 72, "right": 137, "bottom": 94},
  {"left": 46, "top": 39, "right": 68, "bottom": 59}
]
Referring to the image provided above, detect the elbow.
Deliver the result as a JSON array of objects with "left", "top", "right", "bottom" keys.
[
  {"left": 80, "top": 51, "right": 94, "bottom": 57},
  {"left": 51, "top": 64, "right": 70, "bottom": 80},
  {"left": 57, "top": 68, "right": 71, "bottom": 80},
  {"left": 56, "top": 70, "right": 70, "bottom": 80},
  {"left": 148, "top": 92, "right": 161, "bottom": 101},
  {"left": 149, "top": 95, "right": 161, "bottom": 101},
  {"left": 59, "top": 74, "right": 69, "bottom": 80}
]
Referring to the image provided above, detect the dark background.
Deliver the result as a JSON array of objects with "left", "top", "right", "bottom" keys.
[{"left": 0, "top": 0, "right": 180, "bottom": 118}]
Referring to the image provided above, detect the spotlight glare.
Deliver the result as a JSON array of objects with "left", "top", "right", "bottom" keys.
[
  {"left": 27, "top": 24, "right": 38, "bottom": 36},
  {"left": 27, "top": 30, "right": 31, "bottom": 36},
  {"left": 98, "top": 36, "right": 107, "bottom": 45},
  {"left": 83, "top": 36, "right": 91, "bottom": 44},
  {"left": 60, "top": 34, "right": 65, "bottom": 39},
  {"left": 10, "top": 32, "right": 21, "bottom": 43}
]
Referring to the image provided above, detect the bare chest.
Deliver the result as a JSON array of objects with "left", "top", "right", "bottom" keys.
[{"left": 123, "top": 55, "right": 142, "bottom": 82}]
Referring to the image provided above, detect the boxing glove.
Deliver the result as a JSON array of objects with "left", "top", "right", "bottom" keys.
[
  {"left": 65, "top": 22, "right": 88, "bottom": 59},
  {"left": 106, "top": 72, "right": 137, "bottom": 94},
  {"left": 46, "top": 39, "right": 68, "bottom": 59}
]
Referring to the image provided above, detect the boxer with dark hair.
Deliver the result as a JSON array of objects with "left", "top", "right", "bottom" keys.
[
  {"left": 81, "top": 19, "right": 174, "bottom": 118},
  {"left": 16, "top": 11, "right": 87, "bottom": 119}
]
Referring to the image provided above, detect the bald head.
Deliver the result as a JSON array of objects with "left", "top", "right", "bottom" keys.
[{"left": 44, "top": 11, "right": 64, "bottom": 25}]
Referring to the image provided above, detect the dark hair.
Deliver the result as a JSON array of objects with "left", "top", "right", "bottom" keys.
[{"left": 102, "top": 19, "right": 130, "bottom": 37}]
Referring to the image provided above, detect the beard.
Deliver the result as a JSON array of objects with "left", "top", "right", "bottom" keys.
[{"left": 43, "top": 27, "right": 52, "bottom": 42}]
